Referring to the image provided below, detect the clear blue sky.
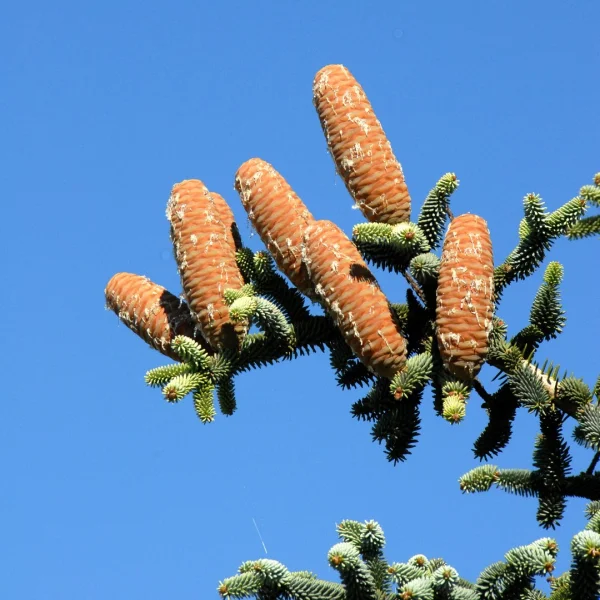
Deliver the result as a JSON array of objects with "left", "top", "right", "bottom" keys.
[{"left": 1, "top": 1, "right": 599, "bottom": 598}]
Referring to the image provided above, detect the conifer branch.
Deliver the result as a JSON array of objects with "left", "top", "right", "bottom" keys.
[
  {"left": 401, "top": 267, "right": 428, "bottom": 306},
  {"left": 218, "top": 520, "right": 600, "bottom": 600},
  {"left": 473, "top": 378, "right": 494, "bottom": 404}
]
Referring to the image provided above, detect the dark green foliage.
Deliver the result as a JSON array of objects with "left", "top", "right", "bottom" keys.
[
  {"left": 416, "top": 172, "right": 459, "bottom": 250},
  {"left": 351, "top": 379, "right": 391, "bottom": 422},
  {"left": 217, "top": 377, "right": 237, "bottom": 416},
  {"left": 511, "top": 262, "right": 566, "bottom": 353},
  {"left": 494, "top": 194, "right": 586, "bottom": 298},
  {"left": 533, "top": 411, "right": 572, "bottom": 528},
  {"left": 473, "top": 384, "right": 519, "bottom": 460},
  {"left": 329, "top": 337, "right": 376, "bottom": 389},
  {"left": 337, "top": 360, "right": 376, "bottom": 390},
  {"left": 233, "top": 333, "right": 284, "bottom": 373},
  {"left": 235, "top": 247, "right": 257, "bottom": 283},
  {"left": 291, "top": 316, "right": 338, "bottom": 357},
  {"left": 371, "top": 389, "right": 423, "bottom": 464}
]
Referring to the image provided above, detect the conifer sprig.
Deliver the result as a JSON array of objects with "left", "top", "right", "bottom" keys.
[
  {"left": 219, "top": 520, "right": 600, "bottom": 600},
  {"left": 352, "top": 221, "right": 430, "bottom": 272},
  {"left": 416, "top": 172, "right": 459, "bottom": 250},
  {"left": 493, "top": 193, "right": 587, "bottom": 298}
]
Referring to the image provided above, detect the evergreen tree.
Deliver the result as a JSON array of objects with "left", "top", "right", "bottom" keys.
[{"left": 105, "top": 64, "right": 600, "bottom": 599}]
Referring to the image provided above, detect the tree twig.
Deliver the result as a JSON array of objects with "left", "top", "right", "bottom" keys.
[
  {"left": 401, "top": 268, "right": 428, "bottom": 306},
  {"left": 473, "top": 378, "right": 494, "bottom": 405}
]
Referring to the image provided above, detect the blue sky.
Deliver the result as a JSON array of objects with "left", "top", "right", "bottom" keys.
[{"left": 1, "top": 1, "right": 599, "bottom": 598}]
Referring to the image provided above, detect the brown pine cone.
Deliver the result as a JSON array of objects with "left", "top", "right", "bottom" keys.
[
  {"left": 303, "top": 220, "right": 407, "bottom": 378},
  {"left": 436, "top": 213, "right": 494, "bottom": 380},
  {"left": 313, "top": 64, "right": 411, "bottom": 225},
  {"left": 211, "top": 191, "right": 243, "bottom": 252},
  {"left": 234, "top": 158, "right": 315, "bottom": 296},
  {"left": 167, "top": 179, "right": 247, "bottom": 351},
  {"left": 105, "top": 272, "right": 212, "bottom": 361}
]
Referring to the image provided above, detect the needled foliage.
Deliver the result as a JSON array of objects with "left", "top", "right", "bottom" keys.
[
  {"left": 218, "top": 520, "right": 600, "bottom": 600},
  {"left": 105, "top": 64, "right": 600, "bottom": 599}
]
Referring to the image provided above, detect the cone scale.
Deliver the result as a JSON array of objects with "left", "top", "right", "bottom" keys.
[
  {"left": 235, "top": 158, "right": 316, "bottom": 296},
  {"left": 105, "top": 272, "right": 211, "bottom": 361},
  {"left": 303, "top": 220, "right": 407, "bottom": 379},
  {"left": 436, "top": 214, "right": 494, "bottom": 380},
  {"left": 211, "top": 191, "right": 243, "bottom": 252},
  {"left": 167, "top": 179, "right": 247, "bottom": 351},
  {"left": 313, "top": 64, "right": 411, "bottom": 224}
]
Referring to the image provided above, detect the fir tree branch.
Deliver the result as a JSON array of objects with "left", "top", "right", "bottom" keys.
[
  {"left": 473, "top": 378, "right": 494, "bottom": 405},
  {"left": 401, "top": 267, "right": 428, "bottom": 306}
]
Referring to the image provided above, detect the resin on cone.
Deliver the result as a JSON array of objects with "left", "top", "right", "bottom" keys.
[
  {"left": 302, "top": 220, "right": 407, "bottom": 378},
  {"left": 436, "top": 213, "right": 494, "bottom": 380},
  {"left": 211, "top": 191, "right": 243, "bottom": 252},
  {"left": 313, "top": 64, "right": 411, "bottom": 224},
  {"left": 235, "top": 158, "right": 316, "bottom": 296},
  {"left": 105, "top": 272, "right": 212, "bottom": 361},
  {"left": 167, "top": 179, "right": 247, "bottom": 351}
]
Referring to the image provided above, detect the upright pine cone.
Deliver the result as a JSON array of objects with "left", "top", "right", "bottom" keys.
[
  {"left": 302, "top": 220, "right": 407, "bottom": 378},
  {"left": 436, "top": 214, "right": 494, "bottom": 380},
  {"left": 313, "top": 64, "right": 411, "bottom": 225},
  {"left": 211, "top": 191, "right": 243, "bottom": 252},
  {"left": 167, "top": 179, "right": 247, "bottom": 351},
  {"left": 105, "top": 272, "right": 211, "bottom": 361},
  {"left": 234, "top": 158, "right": 316, "bottom": 296}
]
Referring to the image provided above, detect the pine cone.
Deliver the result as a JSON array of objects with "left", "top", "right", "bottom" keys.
[
  {"left": 105, "top": 272, "right": 211, "bottom": 361},
  {"left": 436, "top": 214, "right": 494, "bottom": 380},
  {"left": 303, "top": 220, "right": 407, "bottom": 378},
  {"left": 211, "top": 191, "right": 243, "bottom": 252},
  {"left": 235, "top": 158, "right": 316, "bottom": 296},
  {"left": 313, "top": 64, "right": 411, "bottom": 225},
  {"left": 167, "top": 179, "right": 247, "bottom": 350}
]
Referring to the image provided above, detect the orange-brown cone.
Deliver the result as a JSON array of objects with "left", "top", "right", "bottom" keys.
[
  {"left": 436, "top": 214, "right": 494, "bottom": 380},
  {"left": 303, "top": 220, "right": 407, "bottom": 378},
  {"left": 313, "top": 64, "right": 411, "bottom": 224},
  {"left": 105, "top": 272, "right": 212, "bottom": 361},
  {"left": 234, "top": 158, "right": 316, "bottom": 296},
  {"left": 211, "top": 191, "right": 243, "bottom": 252},
  {"left": 167, "top": 179, "right": 247, "bottom": 351}
]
